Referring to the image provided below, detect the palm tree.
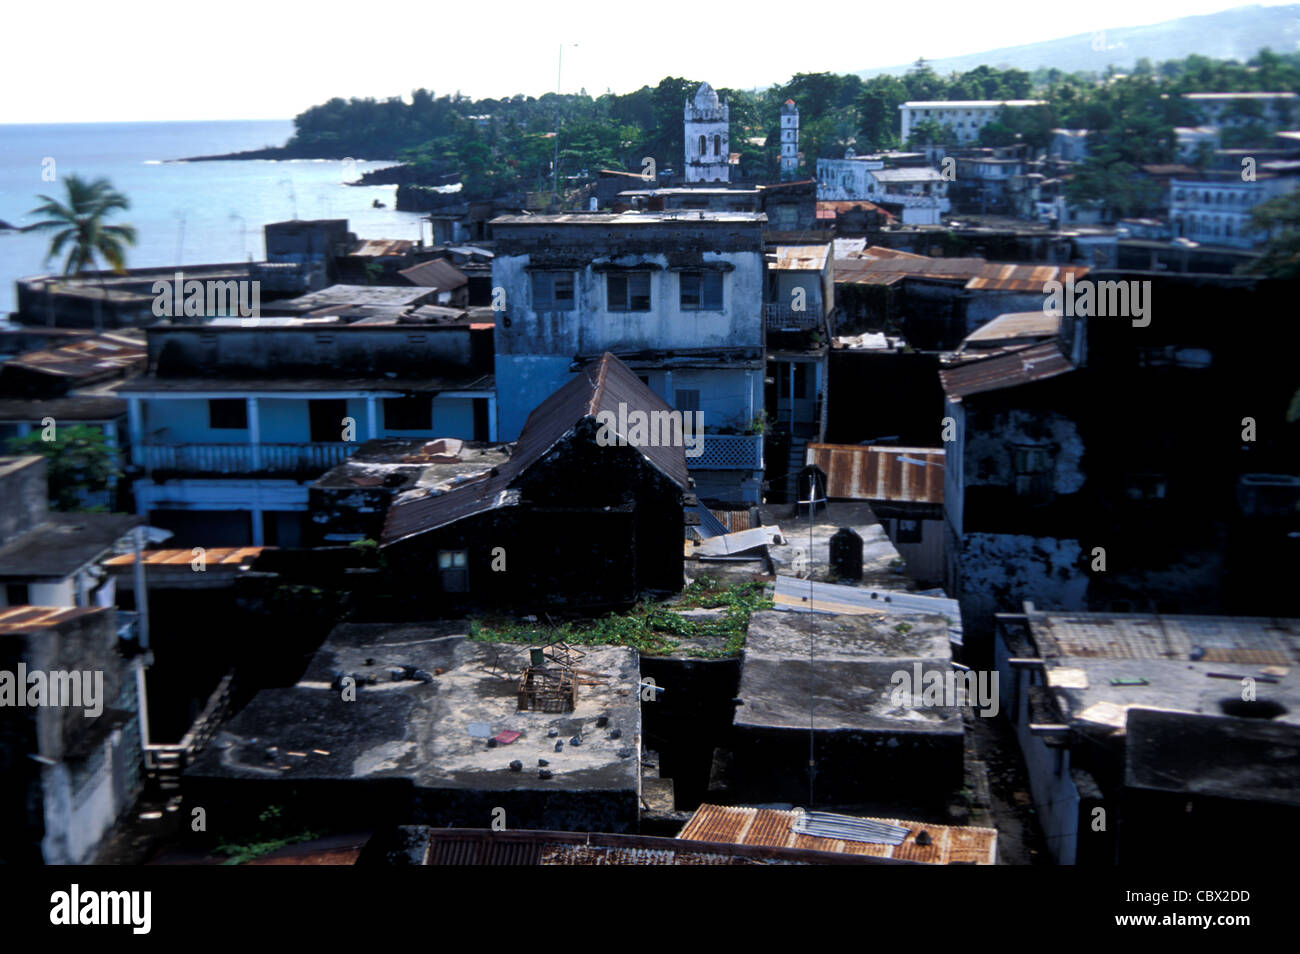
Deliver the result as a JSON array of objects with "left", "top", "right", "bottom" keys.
[{"left": 26, "top": 175, "right": 137, "bottom": 332}]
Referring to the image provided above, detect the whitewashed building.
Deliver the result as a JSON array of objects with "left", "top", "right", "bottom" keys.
[
  {"left": 899, "top": 100, "right": 1046, "bottom": 146},
  {"left": 490, "top": 211, "right": 767, "bottom": 503},
  {"left": 1169, "top": 164, "right": 1300, "bottom": 248}
]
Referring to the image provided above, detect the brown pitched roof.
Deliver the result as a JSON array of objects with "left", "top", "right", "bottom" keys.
[
  {"left": 939, "top": 341, "right": 1076, "bottom": 402},
  {"left": 380, "top": 353, "right": 689, "bottom": 546},
  {"left": 398, "top": 258, "right": 469, "bottom": 290}
]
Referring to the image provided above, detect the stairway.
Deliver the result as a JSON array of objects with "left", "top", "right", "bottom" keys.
[{"left": 785, "top": 435, "right": 809, "bottom": 501}]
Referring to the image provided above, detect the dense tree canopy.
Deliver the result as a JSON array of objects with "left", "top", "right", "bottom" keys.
[{"left": 282, "top": 49, "right": 1300, "bottom": 196}]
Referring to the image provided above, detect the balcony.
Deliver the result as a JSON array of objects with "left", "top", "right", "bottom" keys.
[
  {"left": 764, "top": 304, "right": 822, "bottom": 331},
  {"left": 691, "top": 433, "right": 763, "bottom": 470},
  {"left": 136, "top": 442, "right": 359, "bottom": 475}
]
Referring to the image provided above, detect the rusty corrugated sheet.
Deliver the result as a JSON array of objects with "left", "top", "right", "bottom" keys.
[
  {"left": 808, "top": 444, "right": 945, "bottom": 504},
  {"left": 4, "top": 334, "right": 146, "bottom": 381},
  {"left": 1031, "top": 612, "right": 1299, "bottom": 665},
  {"left": 678, "top": 805, "right": 997, "bottom": 864},
  {"left": 964, "top": 311, "right": 1061, "bottom": 345},
  {"left": 0, "top": 605, "right": 106, "bottom": 634},
  {"left": 104, "top": 546, "right": 266, "bottom": 567},
  {"left": 349, "top": 238, "right": 414, "bottom": 257},
  {"left": 965, "top": 263, "right": 1089, "bottom": 292},
  {"left": 772, "top": 245, "right": 830, "bottom": 271},
  {"left": 939, "top": 341, "right": 1075, "bottom": 401}
]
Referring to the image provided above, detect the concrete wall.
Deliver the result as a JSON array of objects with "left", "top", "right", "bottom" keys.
[{"left": 0, "top": 457, "right": 49, "bottom": 545}]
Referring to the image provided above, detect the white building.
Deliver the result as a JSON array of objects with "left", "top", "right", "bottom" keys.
[
  {"left": 780, "top": 99, "right": 799, "bottom": 180},
  {"left": 816, "top": 155, "right": 950, "bottom": 225},
  {"left": 1169, "top": 165, "right": 1300, "bottom": 248},
  {"left": 490, "top": 211, "right": 768, "bottom": 503},
  {"left": 685, "top": 83, "right": 730, "bottom": 183},
  {"left": 899, "top": 100, "right": 1046, "bottom": 146},
  {"left": 1181, "top": 92, "right": 1299, "bottom": 130}
]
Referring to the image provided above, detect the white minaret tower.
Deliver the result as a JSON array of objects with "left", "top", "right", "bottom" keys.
[
  {"left": 780, "top": 99, "right": 799, "bottom": 180},
  {"left": 685, "top": 82, "right": 730, "bottom": 183}
]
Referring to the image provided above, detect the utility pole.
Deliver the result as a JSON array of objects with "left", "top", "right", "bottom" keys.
[{"left": 553, "top": 43, "right": 577, "bottom": 203}]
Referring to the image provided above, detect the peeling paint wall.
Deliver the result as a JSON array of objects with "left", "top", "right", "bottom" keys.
[
  {"left": 956, "top": 532, "right": 1089, "bottom": 644},
  {"left": 965, "top": 408, "right": 1085, "bottom": 495}
]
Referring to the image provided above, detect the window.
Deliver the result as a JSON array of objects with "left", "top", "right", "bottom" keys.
[
  {"left": 384, "top": 396, "right": 432, "bottom": 431},
  {"left": 679, "top": 270, "right": 723, "bottom": 310},
  {"left": 674, "top": 389, "right": 701, "bottom": 413},
  {"left": 5, "top": 583, "right": 28, "bottom": 606},
  {"left": 698, "top": 135, "right": 706, "bottom": 157},
  {"left": 894, "top": 519, "right": 923, "bottom": 544},
  {"left": 531, "top": 271, "right": 575, "bottom": 311},
  {"left": 607, "top": 272, "right": 651, "bottom": 311},
  {"left": 1013, "top": 443, "right": 1052, "bottom": 501},
  {"left": 209, "top": 399, "right": 247, "bottom": 430},
  {"left": 438, "top": 549, "right": 468, "bottom": 593},
  {"left": 713, "top": 134, "right": 721, "bottom": 156}
]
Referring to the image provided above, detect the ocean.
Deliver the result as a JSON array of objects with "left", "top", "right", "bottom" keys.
[{"left": 0, "top": 120, "right": 427, "bottom": 317}]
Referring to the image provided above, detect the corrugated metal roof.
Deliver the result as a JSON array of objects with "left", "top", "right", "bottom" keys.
[
  {"left": 3, "top": 334, "right": 146, "bottom": 381},
  {"left": 771, "top": 576, "right": 963, "bottom": 644},
  {"left": 679, "top": 805, "right": 997, "bottom": 864},
  {"left": 963, "top": 311, "right": 1061, "bottom": 346},
  {"left": 398, "top": 258, "right": 469, "bottom": 290},
  {"left": 348, "top": 238, "right": 414, "bottom": 257},
  {"left": 939, "top": 341, "right": 1075, "bottom": 401},
  {"left": 1030, "top": 612, "right": 1300, "bottom": 665},
  {"left": 381, "top": 353, "right": 690, "bottom": 547},
  {"left": 834, "top": 255, "right": 988, "bottom": 285},
  {"left": 417, "top": 828, "right": 898, "bottom": 865},
  {"left": 103, "top": 546, "right": 266, "bottom": 568},
  {"left": 964, "top": 263, "right": 1089, "bottom": 292},
  {"left": 771, "top": 245, "right": 830, "bottom": 271},
  {"left": 0, "top": 605, "right": 106, "bottom": 634},
  {"left": 807, "top": 443, "right": 944, "bottom": 504}
]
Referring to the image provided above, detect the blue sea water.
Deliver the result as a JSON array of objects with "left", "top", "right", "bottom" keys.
[{"left": 0, "top": 120, "right": 426, "bottom": 316}]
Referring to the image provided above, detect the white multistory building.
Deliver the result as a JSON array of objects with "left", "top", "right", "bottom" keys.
[{"left": 899, "top": 100, "right": 1046, "bottom": 145}]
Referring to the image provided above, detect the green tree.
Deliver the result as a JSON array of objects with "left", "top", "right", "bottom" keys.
[
  {"left": 25, "top": 176, "right": 136, "bottom": 332},
  {"left": 1243, "top": 188, "right": 1300, "bottom": 279},
  {"left": 6, "top": 425, "right": 121, "bottom": 511}
]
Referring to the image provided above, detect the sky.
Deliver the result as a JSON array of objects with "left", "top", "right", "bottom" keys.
[{"left": 3, "top": 0, "right": 1298, "bottom": 124}]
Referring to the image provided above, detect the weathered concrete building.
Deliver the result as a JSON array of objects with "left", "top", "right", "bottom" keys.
[
  {"left": 184, "top": 624, "right": 643, "bottom": 835},
  {"left": 121, "top": 318, "right": 494, "bottom": 546},
  {"left": 379, "top": 353, "right": 689, "bottom": 612},
  {"left": 0, "top": 605, "right": 144, "bottom": 864},
  {"left": 995, "top": 606, "right": 1300, "bottom": 864},
  {"left": 490, "top": 211, "right": 767, "bottom": 503}
]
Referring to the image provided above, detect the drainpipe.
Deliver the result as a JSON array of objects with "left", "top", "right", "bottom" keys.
[{"left": 132, "top": 525, "right": 149, "bottom": 650}]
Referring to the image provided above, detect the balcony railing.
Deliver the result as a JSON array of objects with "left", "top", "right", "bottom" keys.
[
  {"left": 691, "top": 434, "right": 763, "bottom": 470},
  {"left": 764, "top": 304, "right": 822, "bottom": 330},
  {"left": 137, "top": 442, "right": 358, "bottom": 475}
]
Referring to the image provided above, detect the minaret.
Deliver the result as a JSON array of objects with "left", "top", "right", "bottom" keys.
[
  {"left": 684, "top": 82, "right": 730, "bottom": 183},
  {"left": 780, "top": 99, "right": 799, "bottom": 180}
]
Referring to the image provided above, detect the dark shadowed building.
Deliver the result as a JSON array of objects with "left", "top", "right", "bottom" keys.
[{"left": 379, "top": 352, "right": 689, "bottom": 612}]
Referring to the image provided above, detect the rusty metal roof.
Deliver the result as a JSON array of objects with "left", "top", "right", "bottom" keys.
[
  {"left": 939, "top": 341, "right": 1075, "bottom": 402},
  {"left": 0, "top": 605, "right": 107, "bottom": 634},
  {"left": 834, "top": 255, "right": 988, "bottom": 285},
  {"left": 348, "top": 238, "right": 414, "bottom": 257},
  {"left": 381, "top": 353, "right": 689, "bottom": 547},
  {"left": 964, "top": 263, "right": 1089, "bottom": 292},
  {"left": 678, "top": 805, "right": 997, "bottom": 864},
  {"left": 3, "top": 333, "right": 146, "bottom": 382},
  {"left": 103, "top": 546, "right": 266, "bottom": 568},
  {"left": 415, "top": 827, "right": 903, "bottom": 865},
  {"left": 808, "top": 443, "right": 945, "bottom": 504},
  {"left": 963, "top": 311, "right": 1061, "bottom": 347},
  {"left": 771, "top": 244, "right": 830, "bottom": 271}
]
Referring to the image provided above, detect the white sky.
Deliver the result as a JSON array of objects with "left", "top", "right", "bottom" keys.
[{"left": 3, "top": 0, "right": 1297, "bottom": 123}]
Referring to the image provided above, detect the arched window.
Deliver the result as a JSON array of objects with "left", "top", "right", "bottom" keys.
[
  {"left": 698, "top": 135, "right": 706, "bottom": 157},
  {"left": 713, "top": 134, "right": 721, "bottom": 156}
]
